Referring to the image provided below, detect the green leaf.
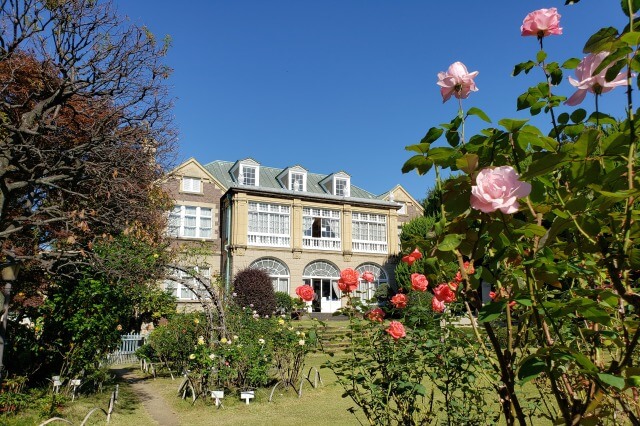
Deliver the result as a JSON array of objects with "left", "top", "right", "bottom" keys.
[
  {"left": 437, "top": 234, "right": 464, "bottom": 252},
  {"left": 523, "top": 152, "right": 568, "bottom": 179},
  {"left": 513, "top": 60, "right": 535, "bottom": 76},
  {"left": 583, "top": 27, "right": 619, "bottom": 53},
  {"left": 558, "top": 112, "right": 570, "bottom": 124},
  {"left": 467, "top": 107, "right": 491, "bottom": 123},
  {"left": 621, "top": 31, "right": 640, "bottom": 46},
  {"left": 593, "top": 47, "right": 632, "bottom": 75},
  {"left": 518, "top": 356, "right": 547, "bottom": 383},
  {"left": 478, "top": 300, "right": 506, "bottom": 323},
  {"left": 537, "top": 50, "right": 547, "bottom": 63},
  {"left": 598, "top": 373, "right": 626, "bottom": 390},
  {"left": 513, "top": 224, "right": 548, "bottom": 238},
  {"left": 562, "top": 58, "right": 580, "bottom": 69},
  {"left": 414, "top": 383, "right": 427, "bottom": 396},
  {"left": 587, "top": 111, "right": 617, "bottom": 125},
  {"left": 621, "top": 0, "right": 640, "bottom": 16},
  {"left": 455, "top": 153, "right": 478, "bottom": 174},
  {"left": 420, "top": 127, "right": 444, "bottom": 144},
  {"left": 605, "top": 59, "right": 626, "bottom": 83},
  {"left": 570, "top": 109, "right": 587, "bottom": 123},
  {"left": 405, "top": 143, "right": 429, "bottom": 154},
  {"left": 402, "top": 155, "right": 433, "bottom": 175},
  {"left": 499, "top": 118, "right": 529, "bottom": 132}
]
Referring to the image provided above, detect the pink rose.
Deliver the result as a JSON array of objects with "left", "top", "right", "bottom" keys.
[
  {"left": 402, "top": 248, "right": 422, "bottom": 266},
  {"left": 410, "top": 273, "right": 428, "bottom": 292},
  {"left": 295, "top": 285, "right": 315, "bottom": 302},
  {"left": 434, "top": 284, "right": 456, "bottom": 303},
  {"left": 385, "top": 321, "right": 406, "bottom": 340},
  {"left": 565, "top": 52, "right": 629, "bottom": 106},
  {"left": 366, "top": 308, "right": 385, "bottom": 322},
  {"left": 470, "top": 166, "right": 532, "bottom": 214},
  {"left": 521, "top": 8, "right": 562, "bottom": 38},
  {"left": 390, "top": 293, "right": 408, "bottom": 309},
  {"left": 437, "top": 62, "right": 479, "bottom": 103},
  {"left": 431, "top": 297, "right": 445, "bottom": 313},
  {"left": 455, "top": 261, "right": 474, "bottom": 282},
  {"left": 339, "top": 268, "right": 360, "bottom": 292},
  {"left": 362, "top": 271, "right": 375, "bottom": 283}
]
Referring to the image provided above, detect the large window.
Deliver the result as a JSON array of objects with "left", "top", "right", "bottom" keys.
[
  {"left": 182, "top": 177, "right": 201, "bottom": 193},
  {"left": 164, "top": 266, "right": 211, "bottom": 300},
  {"left": 352, "top": 212, "right": 387, "bottom": 253},
  {"left": 355, "top": 263, "right": 388, "bottom": 304},
  {"left": 250, "top": 258, "right": 290, "bottom": 293},
  {"left": 303, "top": 207, "right": 341, "bottom": 250},
  {"left": 168, "top": 205, "right": 212, "bottom": 239},
  {"left": 248, "top": 202, "right": 290, "bottom": 247}
]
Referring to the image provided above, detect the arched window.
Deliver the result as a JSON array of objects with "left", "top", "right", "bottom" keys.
[
  {"left": 355, "top": 263, "right": 388, "bottom": 303},
  {"left": 302, "top": 261, "right": 341, "bottom": 313},
  {"left": 250, "top": 258, "right": 290, "bottom": 293},
  {"left": 303, "top": 261, "right": 340, "bottom": 278}
]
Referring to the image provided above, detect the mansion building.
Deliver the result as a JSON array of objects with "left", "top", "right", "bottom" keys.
[{"left": 162, "top": 158, "right": 423, "bottom": 313}]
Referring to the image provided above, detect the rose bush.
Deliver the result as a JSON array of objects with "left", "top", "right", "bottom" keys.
[{"left": 331, "top": 3, "right": 640, "bottom": 425}]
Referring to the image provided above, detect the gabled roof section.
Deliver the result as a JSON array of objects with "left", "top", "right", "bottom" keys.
[
  {"left": 379, "top": 184, "right": 424, "bottom": 214},
  {"left": 203, "top": 160, "right": 377, "bottom": 199},
  {"left": 164, "top": 157, "right": 227, "bottom": 189}
]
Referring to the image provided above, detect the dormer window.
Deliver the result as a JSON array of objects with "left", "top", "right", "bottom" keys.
[
  {"left": 335, "top": 178, "right": 349, "bottom": 197},
  {"left": 182, "top": 177, "right": 201, "bottom": 193},
  {"left": 277, "top": 165, "right": 307, "bottom": 192},
  {"left": 291, "top": 172, "right": 305, "bottom": 192},
  {"left": 241, "top": 165, "right": 257, "bottom": 186},
  {"left": 319, "top": 172, "right": 351, "bottom": 197},
  {"left": 230, "top": 158, "right": 261, "bottom": 187}
]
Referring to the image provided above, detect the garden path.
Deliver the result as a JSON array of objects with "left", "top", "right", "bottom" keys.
[{"left": 113, "top": 367, "right": 180, "bottom": 426}]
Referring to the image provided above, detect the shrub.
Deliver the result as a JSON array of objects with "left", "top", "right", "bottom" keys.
[
  {"left": 232, "top": 268, "right": 276, "bottom": 316},
  {"left": 274, "top": 291, "right": 294, "bottom": 315}
]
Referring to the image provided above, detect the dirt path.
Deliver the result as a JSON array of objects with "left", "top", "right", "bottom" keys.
[{"left": 113, "top": 367, "right": 181, "bottom": 426}]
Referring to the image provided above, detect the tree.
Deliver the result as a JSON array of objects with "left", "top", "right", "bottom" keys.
[{"left": 0, "top": 0, "right": 176, "bottom": 273}]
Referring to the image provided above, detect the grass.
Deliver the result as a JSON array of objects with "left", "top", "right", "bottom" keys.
[
  {"left": 0, "top": 378, "right": 156, "bottom": 426},
  {"left": 146, "top": 352, "right": 364, "bottom": 426}
]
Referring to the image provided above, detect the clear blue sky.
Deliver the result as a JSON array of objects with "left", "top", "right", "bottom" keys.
[{"left": 117, "top": 1, "right": 627, "bottom": 202}]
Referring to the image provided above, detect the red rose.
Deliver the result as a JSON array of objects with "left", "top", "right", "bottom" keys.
[
  {"left": 366, "top": 308, "right": 385, "bottom": 322},
  {"left": 431, "top": 297, "right": 445, "bottom": 313},
  {"left": 390, "top": 293, "right": 408, "bottom": 309},
  {"left": 433, "top": 284, "right": 456, "bottom": 303},
  {"left": 295, "top": 285, "right": 315, "bottom": 302},
  {"left": 410, "top": 273, "right": 428, "bottom": 292},
  {"left": 402, "top": 248, "right": 422, "bottom": 266},
  {"left": 489, "top": 291, "right": 497, "bottom": 300},
  {"left": 339, "top": 268, "right": 360, "bottom": 292},
  {"left": 362, "top": 271, "right": 375, "bottom": 283},
  {"left": 385, "top": 321, "right": 406, "bottom": 340}
]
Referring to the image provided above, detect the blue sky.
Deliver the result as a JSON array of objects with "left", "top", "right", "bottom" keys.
[{"left": 117, "top": 1, "right": 628, "bottom": 202}]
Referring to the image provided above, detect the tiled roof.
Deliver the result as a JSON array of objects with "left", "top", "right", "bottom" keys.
[{"left": 203, "top": 160, "right": 381, "bottom": 200}]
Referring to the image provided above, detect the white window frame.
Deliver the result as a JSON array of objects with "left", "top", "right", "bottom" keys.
[
  {"left": 290, "top": 172, "right": 306, "bottom": 192},
  {"left": 168, "top": 205, "right": 213, "bottom": 239},
  {"left": 182, "top": 177, "right": 202, "bottom": 193},
  {"left": 247, "top": 202, "right": 290, "bottom": 247},
  {"left": 355, "top": 264, "right": 388, "bottom": 304},
  {"left": 250, "top": 258, "right": 290, "bottom": 293},
  {"left": 303, "top": 207, "right": 341, "bottom": 250},
  {"left": 352, "top": 212, "right": 388, "bottom": 253},
  {"left": 335, "top": 177, "right": 349, "bottom": 197},
  {"left": 164, "top": 266, "right": 211, "bottom": 300},
  {"left": 240, "top": 165, "right": 258, "bottom": 186}
]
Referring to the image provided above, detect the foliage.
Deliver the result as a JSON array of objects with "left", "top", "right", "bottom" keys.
[
  {"left": 274, "top": 291, "right": 295, "bottom": 315},
  {"left": 399, "top": 3, "right": 640, "bottom": 425},
  {"left": 232, "top": 268, "right": 277, "bottom": 317},
  {"left": 325, "top": 293, "right": 494, "bottom": 425},
  {"left": 146, "top": 312, "right": 206, "bottom": 374}
]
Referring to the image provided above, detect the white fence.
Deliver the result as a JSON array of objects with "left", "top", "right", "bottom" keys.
[{"left": 107, "top": 333, "right": 144, "bottom": 365}]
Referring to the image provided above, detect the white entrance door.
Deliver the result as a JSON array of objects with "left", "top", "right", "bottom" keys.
[{"left": 306, "top": 278, "right": 340, "bottom": 313}]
